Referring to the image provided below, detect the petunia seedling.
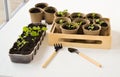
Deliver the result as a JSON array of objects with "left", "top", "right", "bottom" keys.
[
  {"left": 77, "top": 21, "right": 83, "bottom": 26},
  {"left": 30, "top": 31, "right": 39, "bottom": 36},
  {"left": 17, "top": 39, "right": 28, "bottom": 50},
  {"left": 42, "top": 27, "right": 47, "bottom": 31},
  {"left": 88, "top": 24, "right": 94, "bottom": 30},
  {"left": 77, "top": 13, "right": 81, "bottom": 17},
  {"left": 57, "top": 9, "right": 68, "bottom": 17}
]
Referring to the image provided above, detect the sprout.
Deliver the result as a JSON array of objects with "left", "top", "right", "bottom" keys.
[
  {"left": 23, "top": 26, "right": 29, "bottom": 32},
  {"left": 16, "top": 24, "right": 47, "bottom": 50},
  {"left": 59, "top": 19, "right": 64, "bottom": 24},
  {"left": 99, "top": 21, "right": 104, "bottom": 25},
  {"left": 96, "top": 19, "right": 100, "bottom": 22},
  {"left": 42, "top": 27, "right": 47, "bottom": 31},
  {"left": 96, "top": 19, "right": 105, "bottom": 25},
  {"left": 88, "top": 24, "right": 94, "bottom": 30},
  {"left": 17, "top": 39, "right": 28, "bottom": 50},
  {"left": 77, "top": 13, "right": 81, "bottom": 17},
  {"left": 92, "top": 13, "right": 96, "bottom": 18},
  {"left": 57, "top": 9, "right": 68, "bottom": 17},
  {"left": 30, "top": 31, "right": 39, "bottom": 36},
  {"left": 65, "top": 23, "right": 78, "bottom": 30},
  {"left": 77, "top": 21, "right": 83, "bottom": 25},
  {"left": 33, "top": 26, "right": 40, "bottom": 30}
]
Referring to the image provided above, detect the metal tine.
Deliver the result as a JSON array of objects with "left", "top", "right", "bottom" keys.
[{"left": 54, "top": 43, "right": 63, "bottom": 51}]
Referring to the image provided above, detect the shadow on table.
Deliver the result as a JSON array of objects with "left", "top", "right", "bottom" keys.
[
  {"left": 112, "top": 30, "right": 120, "bottom": 49},
  {"left": 31, "top": 34, "right": 50, "bottom": 63}
]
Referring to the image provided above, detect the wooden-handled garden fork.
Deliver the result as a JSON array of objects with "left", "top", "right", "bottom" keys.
[{"left": 42, "top": 43, "right": 63, "bottom": 68}]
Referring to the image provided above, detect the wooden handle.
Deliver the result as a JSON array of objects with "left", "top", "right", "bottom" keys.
[
  {"left": 79, "top": 52, "right": 102, "bottom": 68},
  {"left": 42, "top": 51, "right": 57, "bottom": 68}
]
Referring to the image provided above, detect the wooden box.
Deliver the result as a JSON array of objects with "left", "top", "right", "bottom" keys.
[{"left": 48, "top": 18, "right": 111, "bottom": 49}]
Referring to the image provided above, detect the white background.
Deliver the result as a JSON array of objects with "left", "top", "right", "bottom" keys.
[{"left": 0, "top": 0, "right": 120, "bottom": 77}]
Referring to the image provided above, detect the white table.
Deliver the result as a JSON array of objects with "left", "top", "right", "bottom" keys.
[{"left": 0, "top": 0, "right": 120, "bottom": 77}]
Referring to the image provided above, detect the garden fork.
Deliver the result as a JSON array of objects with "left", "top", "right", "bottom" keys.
[{"left": 42, "top": 43, "right": 63, "bottom": 68}]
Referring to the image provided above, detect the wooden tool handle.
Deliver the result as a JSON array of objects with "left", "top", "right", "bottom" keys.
[
  {"left": 79, "top": 52, "right": 102, "bottom": 68},
  {"left": 42, "top": 51, "right": 57, "bottom": 68}
]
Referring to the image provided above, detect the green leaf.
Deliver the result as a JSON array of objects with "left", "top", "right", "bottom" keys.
[
  {"left": 88, "top": 24, "right": 94, "bottom": 30},
  {"left": 59, "top": 19, "right": 64, "bottom": 24},
  {"left": 96, "top": 19, "right": 100, "bottom": 22},
  {"left": 30, "top": 31, "right": 39, "bottom": 36},
  {"left": 100, "top": 21, "right": 104, "bottom": 25},
  {"left": 23, "top": 26, "right": 29, "bottom": 32},
  {"left": 63, "top": 9, "right": 68, "bottom": 13},
  {"left": 92, "top": 13, "right": 96, "bottom": 18},
  {"left": 42, "top": 27, "right": 47, "bottom": 31},
  {"left": 77, "top": 21, "right": 83, "bottom": 25},
  {"left": 77, "top": 13, "right": 81, "bottom": 17}
]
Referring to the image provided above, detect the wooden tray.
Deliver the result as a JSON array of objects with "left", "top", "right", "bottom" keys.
[{"left": 48, "top": 18, "right": 111, "bottom": 49}]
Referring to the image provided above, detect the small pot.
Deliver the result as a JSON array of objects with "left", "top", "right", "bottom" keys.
[
  {"left": 29, "top": 7, "right": 43, "bottom": 23},
  {"left": 60, "top": 22, "right": 79, "bottom": 34},
  {"left": 86, "top": 13, "right": 102, "bottom": 19},
  {"left": 60, "top": 22, "right": 79, "bottom": 42},
  {"left": 82, "top": 24, "right": 101, "bottom": 43},
  {"left": 54, "top": 17, "right": 71, "bottom": 33},
  {"left": 35, "top": 3, "right": 48, "bottom": 9},
  {"left": 70, "top": 12, "right": 85, "bottom": 21},
  {"left": 73, "top": 18, "right": 90, "bottom": 34},
  {"left": 44, "top": 6, "right": 57, "bottom": 24},
  {"left": 82, "top": 24, "right": 101, "bottom": 35},
  {"left": 35, "top": 3, "right": 48, "bottom": 20},
  {"left": 95, "top": 18, "right": 110, "bottom": 35}
]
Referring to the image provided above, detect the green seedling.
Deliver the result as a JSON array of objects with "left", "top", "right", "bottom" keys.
[
  {"left": 77, "top": 21, "right": 83, "bottom": 25},
  {"left": 88, "top": 24, "right": 94, "bottom": 30},
  {"left": 58, "top": 19, "right": 65, "bottom": 24},
  {"left": 17, "top": 39, "right": 28, "bottom": 50},
  {"left": 96, "top": 19, "right": 105, "bottom": 25},
  {"left": 77, "top": 13, "right": 81, "bottom": 17},
  {"left": 92, "top": 13, "right": 96, "bottom": 18},
  {"left": 30, "top": 31, "right": 39, "bottom": 37},
  {"left": 66, "top": 23, "right": 78, "bottom": 30},
  {"left": 57, "top": 9, "right": 68, "bottom": 17}
]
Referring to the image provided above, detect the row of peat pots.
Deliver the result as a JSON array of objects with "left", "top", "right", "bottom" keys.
[{"left": 29, "top": 2, "right": 110, "bottom": 36}]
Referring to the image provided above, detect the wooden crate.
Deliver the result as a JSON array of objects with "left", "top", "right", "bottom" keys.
[{"left": 48, "top": 18, "right": 111, "bottom": 49}]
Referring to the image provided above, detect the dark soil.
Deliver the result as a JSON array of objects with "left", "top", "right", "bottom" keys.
[
  {"left": 87, "top": 14, "right": 100, "bottom": 19},
  {"left": 30, "top": 8, "right": 41, "bottom": 13},
  {"left": 85, "top": 25, "right": 99, "bottom": 30},
  {"left": 72, "top": 15, "right": 83, "bottom": 18},
  {"left": 87, "top": 15, "right": 93, "bottom": 19},
  {"left": 63, "top": 25, "right": 76, "bottom": 30},
  {"left": 56, "top": 14, "right": 63, "bottom": 17},
  {"left": 36, "top": 3, "right": 47, "bottom": 9},
  {"left": 101, "top": 22, "right": 108, "bottom": 27},
  {"left": 9, "top": 35, "right": 41, "bottom": 55},
  {"left": 76, "top": 21, "right": 86, "bottom": 25},
  {"left": 45, "top": 7, "right": 56, "bottom": 13},
  {"left": 95, "top": 21, "right": 108, "bottom": 27}
]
